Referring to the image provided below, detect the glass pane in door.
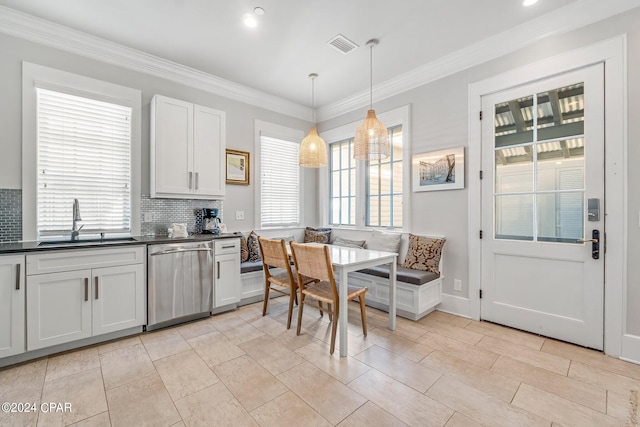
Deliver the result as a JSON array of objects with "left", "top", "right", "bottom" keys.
[{"left": 495, "top": 194, "right": 534, "bottom": 241}]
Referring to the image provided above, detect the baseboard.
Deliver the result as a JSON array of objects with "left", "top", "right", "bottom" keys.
[
  {"left": 621, "top": 334, "right": 640, "bottom": 365},
  {"left": 437, "top": 293, "right": 471, "bottom": 318}
]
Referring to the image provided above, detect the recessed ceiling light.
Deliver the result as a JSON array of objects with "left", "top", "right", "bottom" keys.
[
  {"left": 523, "top": 0, "right": 538, "bottom": 6},
  {"left": 244, "top": 14, "right": 257, "bottom": 28},
  {"left": 254, "top": 7, "right": 265, "bottom": 16}
]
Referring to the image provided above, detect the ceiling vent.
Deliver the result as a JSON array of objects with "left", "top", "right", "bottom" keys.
[{"left": 327, "top": 34, "right": 358, "bottom": 54}]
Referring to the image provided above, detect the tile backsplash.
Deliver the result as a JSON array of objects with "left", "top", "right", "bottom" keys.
[
  {"left": 0, "top": 189, "right": 22, "bottom": 242},
  {"left": 0, "top": 189, "right": 222, "bottom": 242}
]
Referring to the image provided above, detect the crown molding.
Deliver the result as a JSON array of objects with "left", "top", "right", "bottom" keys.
[
  {"left": 316, "top": 0, "right": 640, "bottom": 122},
  {"left": 0, "top": 6, "right": 313, "bottom": 122}
]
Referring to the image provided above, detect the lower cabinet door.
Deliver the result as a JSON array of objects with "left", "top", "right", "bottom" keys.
[
  {"left": 214, "top": 253, "right": 241, "bottom": 307},
  {"left": 0, "top": 256, "right": 25, "bottom": 358},
  {"left": 27, "top": 270, "right": 92, "bottom": 351},
  {"left": 92, "top": 264, "right": 145, "bottom": 336}
]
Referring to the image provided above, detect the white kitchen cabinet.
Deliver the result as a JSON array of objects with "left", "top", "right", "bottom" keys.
[
  {"left": 151, "top": 95, "right": 226, "bottom": 199},
  {"left": 26, "top": 247, "right": 146, "bottom": 351},
  {"left": 0, "top": 255, "right": 25, "bottom": 358},
  {"left": 214, "top": 239, "right": 241, "bottom": 307}
]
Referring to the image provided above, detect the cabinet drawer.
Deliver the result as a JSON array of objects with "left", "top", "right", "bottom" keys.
[
  {"left": 27, "top": 246, "right": 145, "bottom": 276},
  {"left": 215, "top": 238, "right": 240, "bottom": 255}
]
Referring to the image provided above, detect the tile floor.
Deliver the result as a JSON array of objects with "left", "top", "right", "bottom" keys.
[{"left": 1, "top": 298, "right": 639, "bottom": 426}]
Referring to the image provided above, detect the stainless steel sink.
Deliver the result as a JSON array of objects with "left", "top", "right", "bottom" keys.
[{"left": 37, "top": 237, "right": 137, "bottom": 246}]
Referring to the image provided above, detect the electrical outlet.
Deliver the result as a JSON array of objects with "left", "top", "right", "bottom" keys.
[
  {"left": 235, "top": 211, "right": 245, "bottom": 220},
  {"left": 143, "top": 212, "right": 153, "bottom": 222},
  {"left": 454, "top": 279, "right": 462, "bottom": 291}
]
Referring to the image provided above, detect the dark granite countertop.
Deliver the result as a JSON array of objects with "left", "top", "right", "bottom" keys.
[{"left": 0, "top": 233, "right": 241, "bottom": 255}]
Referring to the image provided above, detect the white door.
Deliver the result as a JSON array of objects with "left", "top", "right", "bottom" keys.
[
  {"left": 0, "top": 256, "right": 25, "bottom": 358},
  {"left": 194, "top": 105, "right": 225, "bottom": 198},
  {"left": 481, "top": 64, "right": 604, "bottom": 350},
  {"left": 214, "top": 253, "right": 241, "bottom": 307}
]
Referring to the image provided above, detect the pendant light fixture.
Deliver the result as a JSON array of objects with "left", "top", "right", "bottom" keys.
[
  {"left": 299, "top": 73, "right": 328, "bottom": 168},
  {"left": 354, "top": 39, "right": 390, "bottom": 161}
]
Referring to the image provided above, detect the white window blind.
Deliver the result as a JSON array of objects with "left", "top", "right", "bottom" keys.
[
  {"left": 260, "top": 135, "right": 300, "bottom": 227},
  {"left": 37, "top": 88, "right": 132, "bottom": 236}
]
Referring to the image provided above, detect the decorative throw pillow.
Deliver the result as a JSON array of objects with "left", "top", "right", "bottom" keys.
[
  {"left": 402, "top": 234, "right": 446, "bottom": 275},
  {"left": 247, "top": 231, "right": 261, "bottom": 262},
  {"left": 333, "top": 236, "right": 366, "bottom": 249},
  {"left": 366, "top": 230, "right": 402, "bottom": 254},
  {"left": 304, "top": 227, "right": 332, "bottom": 244},
  {"left": 239, "top": 236, "right": 249, "bottom": 262}
]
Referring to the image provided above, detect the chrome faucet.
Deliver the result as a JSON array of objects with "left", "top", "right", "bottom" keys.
[{"left": 71, "top": 198, "right": 83, "bottom": 241}]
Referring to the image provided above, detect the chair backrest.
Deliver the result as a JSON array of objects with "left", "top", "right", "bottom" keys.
[
  {"left": 258, "top": 237, "right": 292, "bottom": 271},
  {"left": 290, "top": 242, "right": 335, "bottom": 284}
]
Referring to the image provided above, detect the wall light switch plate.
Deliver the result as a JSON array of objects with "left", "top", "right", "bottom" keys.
[
  {"left": 236, "top": 211, "right": 245, "bottom": 220},
  {"left": 454, "top": 279, "right": 462, "bottom": 291}
]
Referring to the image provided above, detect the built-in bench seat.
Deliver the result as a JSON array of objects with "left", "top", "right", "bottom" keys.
[{"left": 236, "top": 228, "right": 444, "bottom": 321}]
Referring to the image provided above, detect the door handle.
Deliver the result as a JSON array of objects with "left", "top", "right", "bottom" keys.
[
  {"left": 15, "top": 264, "right": 20, "bottom": 290},
  {"left": 195, "top": 172, "right": 199, "bottom": 190},
  {"left": 217, "top": 261, "right": 220, "bottom": 279},
  {"left": 84, "top": 278, "right": 89, "bottom": 301},
  {"left": 189, "top": 171, "right": 193, "bottom": 189},
  {"left": 578, "top": 239, "right": 597, "bottom": 243},
  {"left": 580, "top": 230, "right": 600, "bottom": 260},
  {"left": 95, "top": 277, "right": 99, "bottom": 300}
]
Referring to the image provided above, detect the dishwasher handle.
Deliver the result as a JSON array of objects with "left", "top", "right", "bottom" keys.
[{"left": 150, "top": 247, "right": 212, "bottom": 256}]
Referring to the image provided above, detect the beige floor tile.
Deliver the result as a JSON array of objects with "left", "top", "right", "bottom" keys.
[
  {"left": 491, "top": 355, "right": 606, "bottom": 411},
  {"left": 213, "top": 316, "right": 265, "bottom": 345},
  {"left": 422, "top": 351, "right": 519, "bottom": 402},
  {"left": 349, "top": 369, "right": 452, "bottom": 427},
  {"left": 247, "top": 313, "right": 290, "bottom": 338},
  {"left": 249, "top": 390, "right": 332, "bottom": 427},
  {"left": 419, "top": 332, "right": 499, "bottom": 369},
  {"left": 355, "top": 345, "right": 440, "bottom": 393},
  {"left": 464, "top": 321, "right": 545, "bottom": 351},
  {"left": 274, "top": 325, "right": 323, "bottom": 351},
  {"left": 174, "top": 382, "right": 258, "bottom": 427},
  {"left": 543, "top": 339, "right": 640, "bottom": 381},
  {"left": 476, "top": 335, "right": 569, "bottom": 375},
  {"left": 154, "top": 349, "right": 220, "bottom": 400},
  {"left": 45, "top": 347, "right": 100, "bottom": 383},
  {"left": 106, "top": 373, "right": 181, "bottom": 427},
  {"left": 187, "top": 330, "right": 245, "bottom": 368},
  {"left": 68, "top": 411, "right": 111, "bottom": 427},
  {"left": 99, "top": 342, "right": 155, "bottom": 390},
  {"left": 214, "top": 354, "right": 288, "bottom": 412},
  {"left": 422, "top": 310, "right": 472, "bottom": 329},
  {"left": 337, "top": 401, "right": 409, "bottom": 427},
  {"left": 176, "top": 317, "right": 219, "bottom": 341},
  {"left": 367, "top": 327, "right": 434, "bottom": 362},
  {"left": 419, "top": 317, "right": 484, "bottom": 345},
  {"left": 444, "top": 412, "right": 483, "bottom": 427},
  {"left": 607, "top": 390, "right": 640, "bottom": 422},
  {"left": 238, "top": 335, "right": 305, "bottom": 376},
  {"left": 170, "top": 422, "right": 185, "bottom": 427},
  {"left": 364, "top": 309, "right": 426, "bottom": 341},
  {"left": 277, "top": 362, "right": 367, "bottom": 425},
  {"left": 37, "top": 367, "right": 107, "bottom": 427},
  {"left": 141, "top": 328, "right": 192, "bottom": 361},
  {"left": 0, "top": 360, "right": 46, "bottom": 427},
  {"left": 97, "top": 335, "right": 141, "bottom": 355},
  {"left": 512, "top": 383, "right": 619, "bottom": 427},
  {"left": 426, "top": 375, "right": 548, "bottom": 427},
  {"left": 295, "top": 341, "right": 370, "bottom": 384},
  {"left": 568, "top": 360, "right": 640, "bottom": 395}
]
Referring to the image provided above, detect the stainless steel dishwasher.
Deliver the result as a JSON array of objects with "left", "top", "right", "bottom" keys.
[{"left": 147, "top": 240, "right": 213, "bottom": 330}]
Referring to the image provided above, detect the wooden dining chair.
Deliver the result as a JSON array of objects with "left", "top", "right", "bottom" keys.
[
  {"left": 258, "top": 237, "right": 317, "bottom": 329},
  {"left": 290, "top": 242, "right": 368, "bottom": 355}
]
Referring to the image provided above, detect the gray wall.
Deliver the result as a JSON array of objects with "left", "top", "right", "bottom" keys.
[
  {"left": 319, "top": 8, "right": 640, "bottom": 334},
  {"left": 0, "top": 32, "right": 317, "bottom": 234}
]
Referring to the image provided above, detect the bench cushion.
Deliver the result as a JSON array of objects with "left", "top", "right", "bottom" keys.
[
  {"left": 241, "top": 261, "right": 264, "bottom": 274},
  {"left": 356, "top": 265, "right": 439, "bottom": 285}
]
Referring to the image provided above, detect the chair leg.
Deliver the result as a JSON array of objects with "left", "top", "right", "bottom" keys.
[
  {"left": 329, "top": 310, "right": 338, "bottom": 355},
  {"left": 296, "top": 293, "right": 306, "bottom": 336},
  {"left": 287, "top": 288, "right": 296, "bottom": 330},
  {"left": 262, "top": 283, "right": 270, "bottom": 317},
  {"left": 327, "top": 303, "right": 333, "bottom": 322},
  {"left": 359, "top": 295, "right": 368, "bottom": 336},
  {"left": 318, "top": 301, "right": 324, "bottom": 317}
]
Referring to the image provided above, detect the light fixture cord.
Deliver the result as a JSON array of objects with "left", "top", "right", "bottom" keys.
[
  {"left": 369, "top": 43, "right": 373, "bottom": 110},
  {"left": 311, "top": 76, "right": 316, "bottom": 123}
]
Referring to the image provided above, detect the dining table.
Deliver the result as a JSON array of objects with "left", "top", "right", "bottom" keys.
[{"left": 291, "top": 243, "right": 398, "bottom": 357}]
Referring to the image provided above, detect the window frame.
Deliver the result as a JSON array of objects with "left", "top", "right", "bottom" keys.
[
  {"left": 319, "top": 105, "right": 411, "bottom": 231},
  {"left": 254, "top": 120, "right": 305, "bottom": 230},
  {"left": 22, "top": 62, "right": 142, "bottom": 241}
]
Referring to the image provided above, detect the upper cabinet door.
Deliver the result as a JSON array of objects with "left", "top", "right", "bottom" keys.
[
  {"left": 151, "top": 95, "right": 226, "bottom": 199},
  {"left": 193, "top": 105, "right": 225, "bottom": 198}
]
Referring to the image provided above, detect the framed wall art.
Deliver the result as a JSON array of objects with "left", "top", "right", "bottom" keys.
[
  {"left": 412, "top": 146, "right": 464, "bottom": 192},
  {"left": 225, "top": 149, "right": 250, "bottom": 185}
]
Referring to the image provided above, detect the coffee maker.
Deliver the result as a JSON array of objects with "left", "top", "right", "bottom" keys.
[{"left": 201, "top": 208, "right": 221, "bottom": 234}]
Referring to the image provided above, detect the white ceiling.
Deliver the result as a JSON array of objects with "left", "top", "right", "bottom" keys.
[{"left": 0, "top": 0, "right": 633, "bottom": 112}]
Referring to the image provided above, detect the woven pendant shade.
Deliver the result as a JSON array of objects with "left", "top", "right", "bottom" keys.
[
  {"left": 354, "top": 109, "right": 390, "bottom": 160},
  {"left": 299, "top": 127, "right": 327, "bottom": 167}
]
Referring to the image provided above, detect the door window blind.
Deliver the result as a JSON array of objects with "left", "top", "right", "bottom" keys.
[
  {"left": 260, "top": 135, "right": 300, "bottom": 227},
  {"left": 37, "top": 88, "right": 132, "bottom": 236}
]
